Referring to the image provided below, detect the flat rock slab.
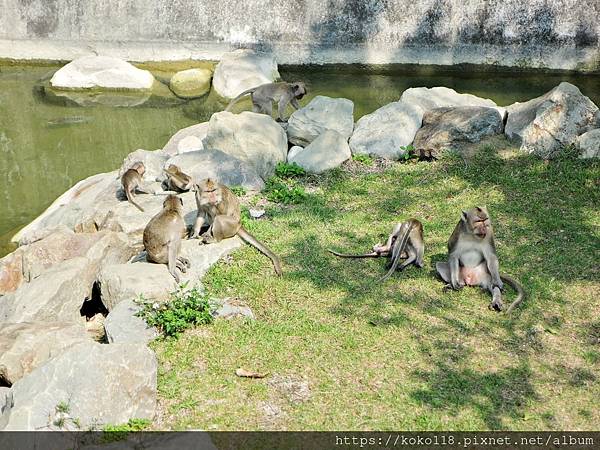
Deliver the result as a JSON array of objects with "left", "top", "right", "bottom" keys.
[
  {"left": 288, "top": 130, "right": 351, "bottom": 174},
  {"left": 162, "top": 123, "right": 209, "bottom": 156},
  {"left": 0, "top": 322, "right": 89, "bottom": 385},
  {"left": 505, "top": 82, "right": 600, "bottom": 159},
  {"left": 203, "top": 111, "right": 287, "bottom": 180},
  {"left": 212, "top": 49, "right": 280, "bottom": 99},
  {"left": 349, "top": 101, "right": 422, "bottom": 160},
  {"left": 576, "top": 128, "right": 600, "bottom": 159},
  {"left": 287, "top": 96, "right": 354, "bottom": 146},
  {"left": 104, "top": 299, "right": 158, "bottom": 344},
  {"left": 50, "top": 56, "right": 155, "bottom": 90},
  {"left": 180, "top": 237, "right": 242, "bottom": 283},
  {"left": 2, "top": 341, "right": 157, "bottom": 430},
  {"left": 212, "top": 298, "right": 254, "bottom": 320},
  {"left": 400, "top": 86, "right": 506, "bottom": 119},
  {"left": 413, "top": 106, "right": 504, "bottom": 156},
  {"left": 166, "top": 150, "right": 265, "bottom": 191}
]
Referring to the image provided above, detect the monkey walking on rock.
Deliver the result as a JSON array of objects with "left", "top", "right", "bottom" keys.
[
  {"left": 121, "top": 161, "right": 152, "bottom": 212},
  {"left": 436, "top": 207, "right": 524, "bottom": 313},
  {"left": 329, "top": 218, "right": 424, "bottom": 281},
  {"left": 226, "top": 81, "right": 307, "bottom": 122}
]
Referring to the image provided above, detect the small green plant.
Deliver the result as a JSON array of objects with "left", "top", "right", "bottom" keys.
[
  {"left": 102, "top": 418, "right": 151, "bottom": 443},
  {"left": 274, "top": 161, "right": 306, "bottom": 178},
  {"left": 399, "top": 144, "right": 415, "bottom": 161},
  {"left": 352, "top": 154, "right": 374, "bottom": 165},
  {"left": 135, "top": 285, "right": 213, "bottom": 338},
  {"left": 264, "top": 176, "right": 307, "bottom": 204},
  {"left": 230, "top": 185, "right": 247, "bottom": 197},
  {"left": 55, "top": 401, "right": 70, "bottom": 414}
]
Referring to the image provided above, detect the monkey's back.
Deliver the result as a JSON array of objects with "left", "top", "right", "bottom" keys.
[{"left": 143, "top": 210, "right": 185, "bottom": 264}]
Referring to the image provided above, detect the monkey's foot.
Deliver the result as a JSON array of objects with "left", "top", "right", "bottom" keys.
[
  {"left": 201, "top": 234, "right": 216, "bottom": 244},
  {"left": 178, "top": 257, "right": 191, "bottom": 268},
  {"left": 489, "top": 299, "right": 504, "bottom": 312}
]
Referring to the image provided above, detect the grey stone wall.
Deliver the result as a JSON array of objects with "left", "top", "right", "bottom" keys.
[{"left": 1, "top": 0, "right": 599, "bottom": 70}]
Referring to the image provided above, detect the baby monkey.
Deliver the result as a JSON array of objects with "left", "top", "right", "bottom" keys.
[
  {"left": 143, "top": 194, "right": 190, "bottom": 282},
  {"left": 226, "top": 81, "right": 307, "bottom": 122},
  {"left": 121, "top": 161, "right": 151, "bottom": 212},
  {"left": 329, "top": 218, "right": 424, "bottom": 281},
  {"left": 163, "top": 164, "right": 193, "bottom": 192},
  {"left": 436, "top": 207, "right": 524, "bottom": 312}
]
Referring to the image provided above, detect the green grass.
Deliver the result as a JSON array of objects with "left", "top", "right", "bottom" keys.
[{"left": 152, "top": 139, "right": 600, "bottom": 430}]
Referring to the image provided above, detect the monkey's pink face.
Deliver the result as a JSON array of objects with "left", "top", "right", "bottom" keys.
[
  {"left": 200, "top": 187, "right": 222, "bottom": 206},
  {"left": 471, "top": 217, "right": 490, "bottom": 238}
]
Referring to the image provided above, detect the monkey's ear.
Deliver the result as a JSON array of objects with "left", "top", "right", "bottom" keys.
[{"left": 461, "top": 210, "right": 469, "bottom": 222}]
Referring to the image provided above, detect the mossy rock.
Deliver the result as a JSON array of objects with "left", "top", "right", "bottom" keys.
[{"left": 169, "top": 68, "right": 212, "bottom": 99}]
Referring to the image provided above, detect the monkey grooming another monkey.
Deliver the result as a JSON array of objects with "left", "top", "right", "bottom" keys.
[
  {"left": 225, "top": 81, "right": 307, "bottom": 122},
  {"left": 121, "top": 161, "right": 150, "bottom": 212},
  {"left": 191, "top": 178, "right": 282, "bottom": 276},
  {"left": 164, "top": 164, "right": 193, "bottom": 192},
  {"left": 436, "top": 207, "right": 524, "bottom": 312},
  {"left": 329, "top": 219, "right": 424, "bottom": 282},
  {"left": 143, "top": 194, "right": 190, "bottom": 283}
]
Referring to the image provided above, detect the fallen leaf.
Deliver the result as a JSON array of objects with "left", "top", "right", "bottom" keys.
[{"left": 235, "top": 368, "right": 268, "bottom": 378}]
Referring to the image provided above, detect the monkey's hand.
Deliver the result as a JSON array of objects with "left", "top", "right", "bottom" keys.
[
  {"left": 201, "top": 232, "right": 216, "bottom": 244},
  {"left": 450, "top": 280, "right": 465, "bottom": 290}
]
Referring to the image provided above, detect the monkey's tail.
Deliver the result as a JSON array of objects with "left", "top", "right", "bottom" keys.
[
  {"left": 225, "top": 88, "right": 257, "bottom": 111},
  {"left": 501, "top": 274, "right": 525, "bottom": 313},
  {"left": 125, "top": 190, "right": 144, "bottom": 212},
  {"left": 328, "top": 249, "right": 381, "bottom": 258},
  {"left": 378, "top": 223, "right": 411, "bottom": 282},
  {"left": 238, "top": 227, "right": 282, "bottom": 276}
]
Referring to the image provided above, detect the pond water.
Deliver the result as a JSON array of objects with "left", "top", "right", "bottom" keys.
[{"left": 1, "top": 62, "right": 599, "bottom": 256}]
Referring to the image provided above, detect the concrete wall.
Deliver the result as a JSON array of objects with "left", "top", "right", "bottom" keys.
[{"left": 1, "top": 0, "right": 599, "bottom": 71}]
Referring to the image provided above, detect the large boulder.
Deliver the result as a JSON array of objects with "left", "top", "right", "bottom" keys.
[
  {"left": 0, "top": 232, "right": 135, "bottom": 323},
  {"left": 349, "top": 101, "right": 422, "bottom": 160},
  {"left": 0, "top": 251, "right": 23, "bottom": 297},
  {"left": 104, "top": 299, "right": 158, "bottom": 344},
  {"left": 162, "top": 123, "right": 209, "bottom": 156},
  {"left": 97, "top": 262, "right": 178, "bottom": 311},
  {"left": 203, "top": 111, "right": 287, "bottom": 180},
  {"left": 287, "top": 96, "right": 354, "bottom": 146},
  {"left": 50, "top": 56, "right": 155, "bottom": 91},
  {"left": 413, "top": 106, "right": 504, "bottom": 156},
  {"left": 212, "top": 49, "right": 280, "bottom": 99},
  {"left": 2, "top": 342, "right": 157, "bottom": 430},
  {"left": 576, "top": 129, "right": 600, "bottom": 159},
  {"left": 400, "top": 86, "right": 506, "bottom": 119},
  {"left": 11, "top": 172, "right": 118, "bottom": 245},
  {"left": 165, "top": 150, "right": 264, "bottom": 190},
  {"left": 0, "top": 322, "right": 89, "bottom": 386},
  {"left": 169, "top": 68, "right": 212, "bottom": 99},
  {"left": 179, "top": 237, "right": 242, "bottom": 282},
  {"left": 505, "top": 82, "right": 600, "bottom": 159},
  {"left": 288, "top": 130, "right": 351, "bottom": 174}
]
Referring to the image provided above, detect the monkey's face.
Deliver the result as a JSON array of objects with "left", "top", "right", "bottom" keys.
[
  {"left": 463, "top": 207, "right": 490, "bottom": 239},
  {"left": 198, "top": 179, "right": 222, "bottom": 206},
  {"left": 292, "top": 82, "right": 306, "bottom": 99}
]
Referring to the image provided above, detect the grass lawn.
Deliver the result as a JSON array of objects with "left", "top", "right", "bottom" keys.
[{"left": 152, "top": 137, "right": 600, "bottom": 431}]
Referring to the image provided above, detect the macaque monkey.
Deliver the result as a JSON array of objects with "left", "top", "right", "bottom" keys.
[
  {"left": 226, "top": 81, "right": 307, "bottom": 122},
  {"left": 143, "top": 195, "right": 190, "bottom": 282},
  {"left": 329, "top": 219, "right": 424, "bottom": 281},
  {"left": 121, "top": 161, "right": 151, "bottom": 211},
  {"left": 164, "top": 164, "right": 193, "bottom": 192},
  {"left": 191, "top": 179, "right": 282, "bottom": 275},
  {"left": 436, "top": 207, "right": 524, "bottom": 312}
]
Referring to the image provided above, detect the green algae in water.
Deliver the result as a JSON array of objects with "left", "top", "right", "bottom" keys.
[{"left": 1, "top": 62, "right": 599, "bottom": 257}]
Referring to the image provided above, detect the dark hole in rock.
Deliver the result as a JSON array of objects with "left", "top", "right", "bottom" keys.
[
  {"left": 80, "top": 282, "right": 109, "bottom": 343},
  {"left": 0, "top": 376, "right": 11, "bottom": 388},
  {"left": 80, "top": 282, "right": 108, "bottom": 319}
]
